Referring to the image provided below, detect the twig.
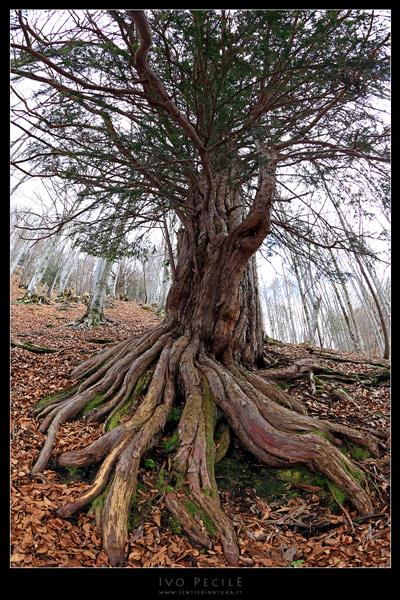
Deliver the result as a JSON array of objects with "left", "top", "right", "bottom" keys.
[
  {"left": 330, "top": 489, "right": 355, "bottom": 534},
  {"left": 352, "top": 512, "right": 385, "bottom": 524}
]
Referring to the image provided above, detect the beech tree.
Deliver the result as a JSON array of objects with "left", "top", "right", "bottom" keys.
[
  {"left": 11, "top": 9, "right": 390, "bottom": 566},
  {"left": 10, "top": 209, "right": 34, "bottom": 276}
]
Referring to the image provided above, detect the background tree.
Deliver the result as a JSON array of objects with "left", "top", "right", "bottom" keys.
[{"left": 11, "top": 9, "right": 390, "bottom": 566}]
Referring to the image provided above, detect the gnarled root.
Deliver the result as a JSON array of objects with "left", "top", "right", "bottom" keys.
[
  {"left": 199, "top": 356, "right": 377, "bottom": 515},
  {"left": 239, "top": 366, "right": 308, "bottom": 414},
  {"left": 31, "top": 323, "right": 171, "bottom": 474},
  {"left": 163, "top": 343, "right": 240, "bottom": 566},
  {"left": 30, "top": 324, "right": 378, "bottom": 566},
  {"left": 69, "top": 307, "right": 111, "bottom": 328},
  {"left": 18, "top": 292, "right": 51, "bottom": 305},
  {"left": 56, "top": 339, "right": 176, "bottom": 566}
]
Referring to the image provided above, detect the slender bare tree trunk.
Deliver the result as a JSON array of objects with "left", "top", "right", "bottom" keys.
[
  {"left": 309, "top": 295, "right": 321, "bottom": 345},
  {"left": 283, "top": 273, "right": 297, "bottom": 343},
  {"left": 73, "top": 257, "right": 113, "bottom": 327},
  {"left": 10, "top": 236, "right": 29, "bottom": 276},
  {"left": 330, "top": 274, "right": 359, "bottom": 352},
  {"left": 363, "top": 256, "right": 390, "bottom": 323},
  {"left": 321, "top": 174, "right": 389, "bottom": 359},
  {"left": 159, "top": 229, "right": 173, "bottom": 310},
  {"left": 330, "top": 250, "right": 362, "bottom": 352},
  {"left": 47, "top": 266, "right": 61, "bottom": 299},
  {"left": 58, "top": 248, "right": 77, "bottom": 295},
  {"left": 292, "top": 255, "right": 312, "bottom": 341},
  {"left": 354, "top": 257, "right": 390, "bottom": 359},
  {"left": 348, "top": 271, "right": 383, "bottom": 357},
  {"left": 25, "top": 236, "right": 60, "bottom": 297}
]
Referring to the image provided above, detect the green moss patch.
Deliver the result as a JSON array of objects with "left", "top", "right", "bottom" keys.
[
  {"left": 82, "top": 393, "right": 104, "bottom": 415},
  {"left": 35, "top": 384, "right": 79, "bottom": 410},
  {"left": 290, "top": 559, "right": 305, "bottom": 568},
  {"left": 127, "top": 496, "right": 140, "bottom": 532},
  {"left": 276, "top": 383, "right": 293, "bottom": 391},
  {"left": 347, "top": 443, "right": 371, "bottom": 460},
  {"left": 215, "top": 453, "right": 356, "bottom": 512},
  {"left": 163, "top": 430, "right": 179, "bottom": 453},
  {"left": 167, "top": 407, "right": 182, "bottom": 424},
  {"left": 300, "top": 429, "right": 335, "bottom": 443},
  {"left": 276, "top": 466, "right": 353, "bottom": 512},
  {"left": 63, "top": 466, "right": 85, "bottom": 482},
  {"left": 342, "top": 460, "right": 367, "bottom": 485},
  {"left": 276, "top": 467, "right": 327, "bottom": 489},
  {"left": 185, "top": 499, "right": 217, "bottom": 536},
  {"left": 215, "top": 456, "right": 296, "bottom": 501},
  {"left": 327, "top": 481, "right": 347, "bottom": 507},
  {"left": 105, "top": 370, "right": 153, "bottom": 431},
  {"left": 156, "top": 470, "right": 166, "bottom": 490},
  {"left": 157, "top": 469, "right": 175, "bottom": 492},
  {"left": 170, "top": 516, "right": 183, "bottom": 535},
  {"left": 339, "top": 441, "right": 370, "bottom": 461},
  {"left": 105, "top": 411, "right": 121, "bottom": 431},
  {"left": 35, "top": 395, "right": 59, "bottom": 410},
  {"left": 143, "top": 458, "right": 157, "bottom": 470}
]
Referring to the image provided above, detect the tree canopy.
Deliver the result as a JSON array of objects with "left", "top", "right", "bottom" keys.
[{"left": 11, "top": 9, "right": 390, "bottom": 253}]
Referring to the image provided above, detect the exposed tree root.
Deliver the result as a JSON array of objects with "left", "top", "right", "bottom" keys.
[
  {"left": 68, "top": 307, "right": 112, "bottom": 328},
  {"left": 305, "top": 346, "right": 390, "bottom": 369},
  {"left": 163, "top": 343, "right": 240, "bottom": 565},
  {"left": 199, "top": 357, "right": 376, "bottom": 515},
  {"left": 11, "top": 340, "right": 58, "bottom": 354},
  {"left": 18, "top": 293, "right": 51, "bottom": 305},
  {"left": 214, "top": 422, "right": 231, "bottom": 463},
  {"left": 55, "top": 290, "right": 89, "bottom": 304},
  {"left": 30, "top": 325, "right": 380, "bottom": 566},
  {"left": 238, "top": 366, "right": 308, "bottom": 414},
  {"left": 258, "top": 358, "right": 389, "bottom": 386},
  {"left": 257, "top": 358, "right": 321, "bottom": 381}
]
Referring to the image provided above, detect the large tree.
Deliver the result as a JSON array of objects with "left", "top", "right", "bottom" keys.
[{"left": 11, "top": 9, "right": 390, "bottom": 566}]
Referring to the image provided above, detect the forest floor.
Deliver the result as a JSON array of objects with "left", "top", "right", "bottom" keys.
[{"left": 10, "top": 276, "right": 390, "bottom": 568}]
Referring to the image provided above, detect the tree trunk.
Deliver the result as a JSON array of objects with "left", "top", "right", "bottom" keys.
[
  {"left": 58, "top": 248, "right": 76, "bottom": 295},
  {"left": 263, "top": 285, "right": 277, "bottom": 340},
  {"left": 348, "top": 271, "right": 382, "bottom": 357},
  {"left": 26, "top": 253, "right": 50, "bottom": 296},
  {"left": 309, "top": 295, "right": 322, "bottom": 346},
  {"left": 10, "top": 235, "right": 29, "bottom": 276},
  {"left": 363, "top": 256, "right": 390, "bottom": 323},
  {"left": 159, "top": 227, "right": 172, "bottom": 310},
  {"left": 354, "top": 257, "right": 390, "bottom": 359},
  {"left": 321, "top": 174, "right": 389, "bottom": 359},
  {"left": 47, "top": 266, "right": 61, "bottom": 299},
  {"left": 142, "top": 263, "right": 148, "bottom": 304},
  {"left": 292, "top": 255, "right": 312, "bottom": 342},
  {"left": 72, "top": 257, "right": 113, "bottom": 327},
  {"left": 164, "top": 205, "right": 264, "bottom": 367},
  {"left": 30, "top": 169, "right": 378, "bottom": 567},
  {"left": 283, "top": 274, "right": 297, "bottom": 344},
  {"left": 329, "top": 250, "right": 362, "bottom": 352},
  {"left": 23, "top": 236, "right": 60, "bottom": 300},
  {"left": 107, "top": 265, "right": 118, "bottom": 299}
]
